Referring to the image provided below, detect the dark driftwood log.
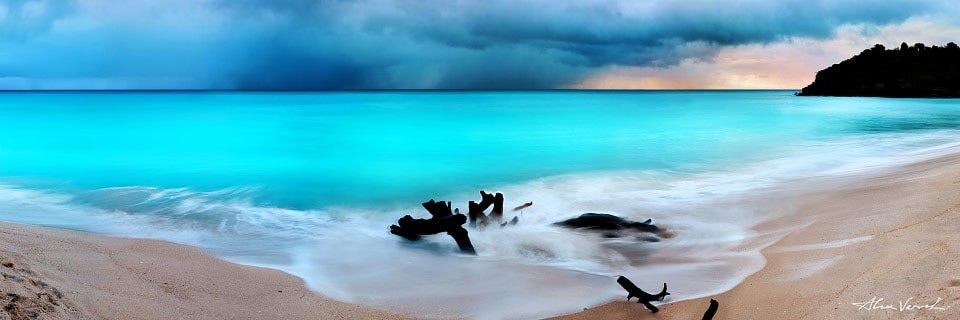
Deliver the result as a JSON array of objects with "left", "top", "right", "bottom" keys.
[
  {"left": 422, "top": 199, "right": 453, "bottom": 218},
  {"left": 466, "top": 202, "right": 483, "bottom": 227},
  {"left": 390, "top": 199, "right": 477, "bottom": 254},
  {"left": 392, "top": 214, "right": 466, "bottom": 236},
  {"left": 616, "top": 276, "right": 669, "bottom": 313},
  {"left": 554, "top": 213, "right": 660, "bottom": 233},
  {"left": 467, "top": 191, "right": 497, "bottom": 227},
  {"left": 446, "top": 226, "right": 475, "bottom": 254},
  {"left": 489, "top": 192, "right": 505, "bottom": 223},
  {"left": 701, "top": 299, "right": 719, "bottom": 320}
]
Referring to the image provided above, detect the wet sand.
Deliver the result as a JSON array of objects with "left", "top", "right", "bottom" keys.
[
  {"left": 3, "top": 151, "right": 960, "bottom": 319},
  {"left": 0, "top": 222, "right": 408, "bottom": 320},
  {"left": 560, "top": 151, "right": 960, "bottom": 319}
]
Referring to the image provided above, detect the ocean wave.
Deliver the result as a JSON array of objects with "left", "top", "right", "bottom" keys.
[{"left": 1, "top": 129, "right": 960, "bottom": 319}]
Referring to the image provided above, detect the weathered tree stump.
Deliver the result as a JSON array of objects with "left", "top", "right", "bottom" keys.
[
  {"left": 445, "top": 226, "right": 475, "bottom": 254},
  {"left": 489, "top": 192, "right": 505, "bottom": 223},
  {"left": 422, "top": 199, "right": 453, "bottom": 218},
  {"left": 390, "top": 191, "right": 523, "bottom": 254},
  {"left": 390, "top": 199, "right": 477, "bottom": 254},
  {"left": 467, "top": 190, "right": 506, "bottom": 227},
  {"left": 467, "top": 191, "right": 497, "bottom": 227}
]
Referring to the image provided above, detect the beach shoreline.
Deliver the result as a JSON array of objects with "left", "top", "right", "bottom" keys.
[
  {"left": 0, "top": 222, "right": 408, "bottom": 320},
  {"left": 2, "top": 150, "right": 959, "bottom": 319},
  {"left": 560, "top": 149, "right": 960, "bottom": 319}
]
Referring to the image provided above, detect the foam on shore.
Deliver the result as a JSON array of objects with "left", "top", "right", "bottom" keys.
[{"left": 2, "top": 129, "right": 960, "bottom": 319}]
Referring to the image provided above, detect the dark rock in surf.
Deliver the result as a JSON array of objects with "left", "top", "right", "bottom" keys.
[
  {"left": 554, "top": 213, "right": 661, "bottom": 233},
  {"left": 637, "top": 236, "right": 661, "bottom": 242}
]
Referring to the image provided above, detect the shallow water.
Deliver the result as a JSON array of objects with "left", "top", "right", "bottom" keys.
[{"left": 1, "top": 91, "right": 959, "bottom": 318}]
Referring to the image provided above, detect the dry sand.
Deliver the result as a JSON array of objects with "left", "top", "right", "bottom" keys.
[
  {"left": 3, "top": 151, "right": 960, "bottom": 319},
  {"left": 560, "top": 152, "right": 960, "bottom": 319},
  {"left": 0, "top": 222, "right": 408, "bottom": 320}
]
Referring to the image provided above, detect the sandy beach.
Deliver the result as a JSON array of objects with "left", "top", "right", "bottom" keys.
[
  {"left": 0, "top": 222, "right": 408, "bottom": 320},
  {"left": 4, "top": 0, "right": 960, "bottom": 317},
  {"left": 561, "top": 151, "right": 960, "bottom": 319},
  {"left": 1, "top": 150, "right": 959, "bottom": 320}
]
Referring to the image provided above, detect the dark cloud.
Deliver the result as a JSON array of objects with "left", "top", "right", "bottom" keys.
[
  {"left": 0, "top": 0, "right": 946, "bottom": 89},
  {"left": 0, "top": 0, "right": 74, "bottom": 40}
]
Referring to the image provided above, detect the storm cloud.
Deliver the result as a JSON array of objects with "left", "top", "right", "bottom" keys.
[{"left": 0, "top": 0, "right": 949, "bottom": 89}]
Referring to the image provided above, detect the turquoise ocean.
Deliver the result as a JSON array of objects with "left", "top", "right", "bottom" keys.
[{"left": 1, "top": 91, "right": 959, "bottom": 318}]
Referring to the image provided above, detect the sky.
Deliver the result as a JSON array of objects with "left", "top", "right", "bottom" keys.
[{"left": 0, "top": 0, "right": 958, "bottom": 90}]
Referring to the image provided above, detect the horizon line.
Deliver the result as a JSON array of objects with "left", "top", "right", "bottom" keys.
[{"left": 0, "top": 89, "right": 802, "bottom": 93}]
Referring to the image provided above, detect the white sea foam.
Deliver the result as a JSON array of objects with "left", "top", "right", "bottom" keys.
[
  {"left": 782, "top": 257, "right": 844, "bottom": 281},
  {"left": 1, "top": 129, "right": 960, "bottom": 319},
  {"left": 776, "top": 236, "right": 873, "bottom": 253}
]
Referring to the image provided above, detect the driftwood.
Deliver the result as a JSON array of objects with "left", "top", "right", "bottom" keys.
[
  {"left": 490, "top": 192, "right": 505, "bottom": 223},
  {"left": 422, "top": 199, "right": 453, "bottom": 218},
  {"left": 467, "top": 191, "right": 496, "bottom": 227},
  {"left": 512, "top": 201, "right": 533, "bottom": 211},
  {"left": 390, "top": 200, "right": 477, "bottom": 254},
  {"left": 390, "top": 191, "right": 524, "bottom": 254},
  {"left": 616, "top": 276, "right": 669, "bottom": 313},
  {"left": 701, "top": 299, "right": 719, "bottom": 320},
  {"left": 467, "top": 191, "right": 506, "bottom": 227},
  {"left": 499, "top": 216, "right": 519, "bottom": 227}
]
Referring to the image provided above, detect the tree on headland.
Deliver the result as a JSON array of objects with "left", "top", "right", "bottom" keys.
[{"left": 798, "top": 42, "right": 960, "bottom": 97}]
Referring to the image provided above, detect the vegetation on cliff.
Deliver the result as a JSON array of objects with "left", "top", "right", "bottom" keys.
[{"left": 798, "top": 42, "right": 960, "bottom": 97}]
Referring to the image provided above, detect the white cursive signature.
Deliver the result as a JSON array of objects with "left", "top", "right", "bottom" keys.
[{"left": 852, "top": 296, "right": 951, "bottom": 312}]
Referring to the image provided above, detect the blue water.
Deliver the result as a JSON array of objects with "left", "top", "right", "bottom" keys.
[
  {"left": 0, "top": 91, "right": 880, "bottom": 207},
  {"left": 1, "top": 91, "right": 959, "bottom": 318}
]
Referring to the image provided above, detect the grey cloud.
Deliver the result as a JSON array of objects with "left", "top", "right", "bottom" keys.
[
  {"left": 0, "top": 0, "right": 74, "bottom": 40},
  {"left": 0, "top": 0, "right": 948, "bottom": 89}
]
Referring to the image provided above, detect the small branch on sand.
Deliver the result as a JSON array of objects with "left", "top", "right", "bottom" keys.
[
  {"left": 701, "top": 299, "right": 719, "bottom": 320},
  {"left": 512, "top": 201, "right": 533, "bottom": 211},
  {"left": 616, "top": 276, "right": 670, "bottom": 313},
  {"left": 389, "top": 200, "right": 476, "bottom": 254}
]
